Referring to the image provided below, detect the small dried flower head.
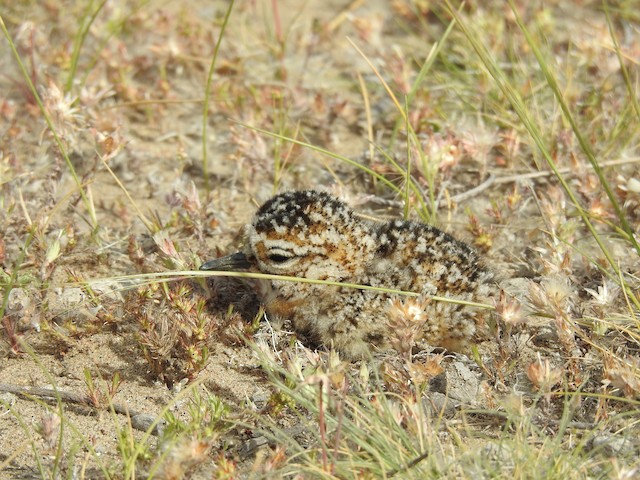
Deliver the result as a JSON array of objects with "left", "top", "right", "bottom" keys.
[
  {"left": 534, "top": 275, "right": 574, "bottom": 311},
  {"left": 422, "top": 132, "right": 461, "bottom": 172},
  {"left": 149, "top": 36, "right": 182, "bottom": 62},
  {"left": 90, "top": 127, "right": 125, "bottom": 160},
  {"left": 352, "top": 13, "right": 384, "bottom": 45},
  {"left": 494, "top": 290, "right": 524, "bottom": 327},
  {"left": 588, "top": 198, "right": 612, "bottom": 219},
  {"left": 79, "top": 85, "right": 115, "bottom": 108},
  {"left": 584, "top": 280, "right": 619, "bottom": 306},
  {"left": 41, "top": 80, "right": 85, "bottom": 147},
  {"left": 576, "top": 172, "right": 601, "bottom": 197},
  {"left": 15, "top": 21, "right": 47, "bottom": 52},
  {"left": 406, "top": 353, "right": 445, "bottom": 386},
  {"left": 153, "top": 230, "right": 179, "bottom": 257},
  {"left": 388, "top": 296, "right": 429, "bottom": 324},
  {"left": 261, "top": 446, "right": 287, "bottom": 473},
  {"left": 387, "top": 296, "right": 430, "bottom": 358},
  {"left": 603, "top": 355, "right": 640, "bottom": 398},
  {"left": 38, "top": 413, "right": 61, "bottom": 451},
  {"left": 539, "top": 186, "right": 567, "bottom": 229},
  {"left": 304, "top": 351, "right": 347, "bottom": 391},
  {"left": 387, "top": 297, "right": 430, "bottom": 333},
  {"left": 460, "top": 123, "right": 498, "bottom": 165},
  {"left": 527, "top": 354, "right": 562, "bottom": 393},
  {"left": 617, "top": 175, "right": 640, "bottom": 195},
  {"left": 159, "top": 438, "right": 210, "bottom": 480},
  {"left": 183, "top": 181, "right": 202, "bottom": 214},
  {"left": 153, "top": 230, "right": 185, "bottom": 269}
]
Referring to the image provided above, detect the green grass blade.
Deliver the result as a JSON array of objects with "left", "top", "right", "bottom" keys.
[
  {"left": 65, "top": 0, "right": 109, "bottom": 93},
  {"left": 202, "top": 0, "right": 235, "bottom": 192},
  {"left": 82, "top": 270, "right": 495, "bottom": 310},
  {"left": 604, "top": 4, "right": 640, "bottom": 123}
]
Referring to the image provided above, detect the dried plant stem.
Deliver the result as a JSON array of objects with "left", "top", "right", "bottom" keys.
[
  {"left": 492, "top": 157, "right": 640, "bottom": 184},
  {"left": 100, "top": 156, "right": 154, "bottom": 232},
  {"left": 85, "top": 270, "right": 496, "bottom": 309},
  {"left": 0, "top": 383, "right": 161, "bottom": 435},
  {"left": 357, "top": 72, "right": 375, "bottom": 170},
  {"left": 450, "top": 174, "right": 495, "bottom": 203},
  {"left": 317, "top": 381, "right": 329, "bottom": 473},
  {"left": 326, "top": 0, "right": 365, "bottom": 33},
  {"left": 452, "top": 157, "right": 640, "bottom": 203}
]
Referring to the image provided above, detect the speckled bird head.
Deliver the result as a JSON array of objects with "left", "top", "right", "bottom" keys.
[{"left": 243, "top": 190, "right": 377, "bottom": 281}]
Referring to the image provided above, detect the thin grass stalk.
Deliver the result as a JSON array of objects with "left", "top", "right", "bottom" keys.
[
  {"left": 317, "top": 380, "right": 330, "bottom": 473},
  {"left": 357, "top": 72, "right": 375, "bottom": 172},
  {"left": 604, "top": 4, "right": 640, "bottom": 123},
  {"left": 0, "top": 438, "right": 31, "bottom": 473},
  {"left": 134, "top": 378, "right": 208, "bottom": 478},
  {"left": 407, "top": 16, "right": 457, "bottom": 106},
  {"left": 404, "top": 96, "right": 412, "bottom": 220},
  {"left": 339, "top": 396, "right": 420, "bottom": 476},
  {"left": 347, "top": 38, "right": 438, "bottom": 220},
  {"left": 373, "top": 143, "right": 432, "bottom": 220},
  {"left": 243, "top": 118, "right": 434, "bottom": 221},
  {"left": 65, "top": 0, "right": 109, "bottom": 93},
  {"left": 271, "top": 94, "right": 295, "bottom": 194},
  {"left": 0, "top": 230, "right": 35, "bottom": 321},
  {"left": 239, "top": 123, "right": 402, "bottom": 193},
  {"left": 298, "top": 372, "right": 413, "bottom": 474},
  {"left": 550, "top": 389, "right": 640, "bottom": 407},
  {"left": 19, "top": 340, "right": 112, "bottom": 477},
  {"left": 389, "top": 12, "right": 456, "bottom": 178},
  {"left": 0, "top": 401, "right": 47, "bottom": 477},
  {"left": 202, "top": 0, "right": 235, "bottom": 192},
  {"left": 100, "top": 155, "right": 155, "bottom": 232},
  {"left": 77, "top": 1, "right": 152, "bottom": 92},
  {"left": 253, "top": 354, "right": 418, "bottom": 476},
  {"left": 84, "top": 270, "right": 495, "bottom": 310},
  {"left": 603, "top": 103, "right": 639, "bottom": 158},
  {"left": 330, "top": 382, "right": 347, "bottom": 471}
]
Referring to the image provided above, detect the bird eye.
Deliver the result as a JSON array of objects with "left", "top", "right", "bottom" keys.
[{"left": 267, "top": 254, "right": 292, "bottom": 263}]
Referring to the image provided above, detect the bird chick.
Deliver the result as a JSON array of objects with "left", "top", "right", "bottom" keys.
[{"left": 201, "top": 190, "right": 493, "bottom": 359}]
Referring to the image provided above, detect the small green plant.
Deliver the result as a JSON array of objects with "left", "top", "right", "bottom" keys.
[{"left": 153, "top": 389, "right": 233, "bottom": 479}]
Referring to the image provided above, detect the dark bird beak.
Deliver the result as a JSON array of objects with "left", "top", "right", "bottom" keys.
[{"left": 199, "top": 251, "right": 252, "bottom": 271}]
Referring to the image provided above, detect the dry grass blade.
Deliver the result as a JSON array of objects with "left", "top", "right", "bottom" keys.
[{"left": 80, "top": 270, "right": 496, "bottom": 310}]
